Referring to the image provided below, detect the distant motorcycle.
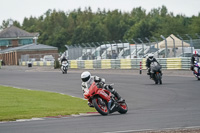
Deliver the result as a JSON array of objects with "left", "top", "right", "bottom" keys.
[
  {"left": 150, "top": 61, "right": 162, "bottom": 84},
  {"left": 61, "top": 61, "right": 68, "bottom": 74},
  {"left": 84, "top": 82, "right": 128, "bottom": 116},
  {"left": 193, "top": 61, "right": 200, "bottom": 80}
]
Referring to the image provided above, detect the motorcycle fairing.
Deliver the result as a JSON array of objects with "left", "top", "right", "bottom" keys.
[{"left": 88, "top": 82, "right": 111, "bottom": 102}]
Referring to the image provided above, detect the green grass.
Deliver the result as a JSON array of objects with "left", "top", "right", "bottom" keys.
[{"left": 0, "top": 86, "right": 95, "bottom": 121}]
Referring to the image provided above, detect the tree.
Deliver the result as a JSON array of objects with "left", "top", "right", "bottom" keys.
[{"left": 1, "top": 6, "right": 198, "bottom": 51}]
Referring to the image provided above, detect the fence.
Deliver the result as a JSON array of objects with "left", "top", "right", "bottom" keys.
[
  {"left": 66, "top": 34, "right": 200, "bottom": 60},
  {"left": 68, "top": 57, "right": 191, "bottom": 70}
]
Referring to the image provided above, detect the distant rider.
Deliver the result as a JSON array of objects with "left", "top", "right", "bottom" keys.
[
  {"left": 146, "top": 53, "right": 161, "bottom": 77},
  {"left": 81, "top": 71, "right": 124, "bottom": 107},
  {"left": 191, "top": 50, "right": 200, "bottom": 71},
  {"left": 61, "top": 55, "right": 68, "bottom": 64}
]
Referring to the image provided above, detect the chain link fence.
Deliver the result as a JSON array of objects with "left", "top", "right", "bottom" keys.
[{"left": 66, "top": 35, "right": 200, "bottom": 60}]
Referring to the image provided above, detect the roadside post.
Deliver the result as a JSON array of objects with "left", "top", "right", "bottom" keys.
[
  {"left": 0, "top": 60, "right": 1, "bottom": 69},
  {"left": 140, "top": 61, "right": 142, "bottom": 74}
]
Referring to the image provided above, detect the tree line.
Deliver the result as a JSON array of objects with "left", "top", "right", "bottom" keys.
[{"left": 1, "top": 6, "right": 200, "bottom": 52}]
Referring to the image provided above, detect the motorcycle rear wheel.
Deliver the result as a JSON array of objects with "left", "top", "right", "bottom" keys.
[
  {"left": 154, "top": 74, "right": 158, "bottom": 84},
  {"left": 92, "top": 96, "right": 109, "bottom": 116},
  {"left": 158, "top": 73, "right": 162, "bottom": 84}
]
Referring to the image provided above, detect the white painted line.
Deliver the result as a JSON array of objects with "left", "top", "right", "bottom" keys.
[
  {"left": 71, "top": 114, "right": 80, "bottom": 117},
  {"left": 16, "top": 118, "right": 44, "bottom": 122},
  {"left": 102, "top": 126, "right": 200, "bottom": 133}
]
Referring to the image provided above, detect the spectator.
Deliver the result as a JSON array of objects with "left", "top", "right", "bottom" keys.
[{"left": 112, "top": 50, "right": 118, "bottom": 59}]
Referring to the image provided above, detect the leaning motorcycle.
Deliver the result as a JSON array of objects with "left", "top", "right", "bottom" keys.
[
  {"left": 150, "top": 61, "right": 162, "bottom": 84},
  {"left": 84, "top": 82, "right": 128, "bottom": 116},
  {"left": 61, "top": 61, "right": 68, "bottom": 74},
  {"left": 193, "top": 61, "right": 200, "bottom": 80}
]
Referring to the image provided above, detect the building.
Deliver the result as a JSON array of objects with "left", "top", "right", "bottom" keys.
[
  {"left": 0, "top": 44, "right": 58, "bottom": 65},
  {"left": 0, "top": 25, "right": 58, "bottom": 65},
  {"left": 0, "top": 25, "right": 38, "bottom": 50}
]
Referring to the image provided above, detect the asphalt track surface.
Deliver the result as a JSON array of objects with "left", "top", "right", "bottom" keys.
[{"left": 0, "top": 66, "right": 200, "bottom": 133}]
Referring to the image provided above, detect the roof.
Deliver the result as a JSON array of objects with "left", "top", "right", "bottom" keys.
[
  {"left": 0, "top": 26, "right": 38, "bottom": 38},
  {"left": 156, "top": 34, "right": 191, "bottom": 49},
  {"left": 0, "top": 43, "right": 58, "bottom": 53}
]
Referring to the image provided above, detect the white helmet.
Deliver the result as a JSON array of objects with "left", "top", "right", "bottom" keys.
[
  {"left": 148, "top": 53, "right": 154, "bottom": 61},
  {"left": 193, "top": 50, "right": 199, "bottom": 56},
  {"left": 81, "top": 71, "right": 91, "bottom": 82}
]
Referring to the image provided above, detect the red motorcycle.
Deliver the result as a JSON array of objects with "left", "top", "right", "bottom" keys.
[{"left": 84, "top": 82, "right": 128, "bottom": 115}]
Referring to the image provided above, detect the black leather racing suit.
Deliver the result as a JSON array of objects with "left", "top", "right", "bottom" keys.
[
  {"left": 191, "top": 55, "right": 200, "bottom": 71},
  {"left": 146, "top": 58, "right": 159, "bottom": 75}
]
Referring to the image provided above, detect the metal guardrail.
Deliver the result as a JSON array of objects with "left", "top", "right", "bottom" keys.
[
  {"left": 19, "top": 57, "right": 191, "bottom": 70},
  {"left": 68, "top": 57, "right": 191, "bottom": 70},
  {"left": 20, "top": 61, "right": 54, "bottom": 66}
]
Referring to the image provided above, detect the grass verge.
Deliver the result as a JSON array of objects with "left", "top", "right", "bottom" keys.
[{"left": 0, "top": 85, "right": 95, "bottom": 121}]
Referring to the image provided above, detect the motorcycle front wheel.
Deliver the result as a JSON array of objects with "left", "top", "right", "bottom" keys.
[
  {"left": 92, "top": 96, "right": 109, "bottom": 116},
  {"left": 154, "top": 74, "right": 158, "bottom": 84},
  {"left": 155, "top": 73, "right": 162, "bottom": 84},
  {"left": 118, "top": 102, "right": 128, "bottom": 114}
]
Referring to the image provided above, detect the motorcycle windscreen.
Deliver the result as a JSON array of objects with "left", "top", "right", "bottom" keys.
[{"left": 151, "top": 62, "right": 161, "bottom": 72}]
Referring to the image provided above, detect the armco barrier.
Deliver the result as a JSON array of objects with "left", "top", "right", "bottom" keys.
[
  {"left": 131, "top": 58, "right": 142, "bottom": 69},
  {"left": 93, "top": 60, "right": 101, "bottom": 69},
  {"left": 85, "top": 60, "right": 93, "bottom": 69},
  {"left": 181, "top": 57, "right": 191, "bottom": 69},
  {"left": 120, "top": 59, "right": 131, "bottom": 69},
  {"left": 157, "top": 58, "right": 167, "bottom": 69},
  {"left": 68, "top": 57, "right": 191, "bottom": 70},
  {"left": 166, "top": 58, "right": 182, "bottom": 69},
  {"left": 20, "top": 61, "right": 54, "bottom": 66},
  {"left": 70, "top": 60, "right": 78, "bottom": 68},
  {"left": 77, "top": 60, "right": 85, "bottom": 69},
  {"left": 101, "top": 59, "right": 111, "bottom": 69}
]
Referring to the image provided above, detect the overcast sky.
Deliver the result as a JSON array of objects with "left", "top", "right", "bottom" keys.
[{"left": 1, "top": 0, "right": 200, "bottom": 25}]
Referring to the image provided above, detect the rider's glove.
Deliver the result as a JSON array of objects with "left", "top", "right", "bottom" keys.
[
  {"left": 104, "top": 84, "right": 112, "bottom": 90},
  {"left": 94, "top": 76, "right": 101, "bottom": 82},
  {"left": 83, "top": 89, "right": 89, "bottom": 99}
]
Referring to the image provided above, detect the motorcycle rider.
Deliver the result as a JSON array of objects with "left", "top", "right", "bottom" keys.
[
  {"left": 146, "top": 53, "right": 161, "bottom": 78},
  {"left": 60, "top": 55, "right": 68, "bottom": 64},
  {"left": 81, "top": 71, "right": 124, "bottom": 107},
  {"left": 191, "top": 50, "right": 200, "bottom": 71}
]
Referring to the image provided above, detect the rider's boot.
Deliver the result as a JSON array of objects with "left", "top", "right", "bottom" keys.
[
  {"left": 106, "top": 85, "right": 125, "bottom": 103},
  {"left": 113, "top": 90, "right": 125, "bottom": 103},
  {"left": 88, "top": 102, "right": 94, "bottom": 107}
]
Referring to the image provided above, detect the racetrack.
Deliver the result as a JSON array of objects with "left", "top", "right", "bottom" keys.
[{"left": 0, "top": 66, "right": 200, "bottom": 133}]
